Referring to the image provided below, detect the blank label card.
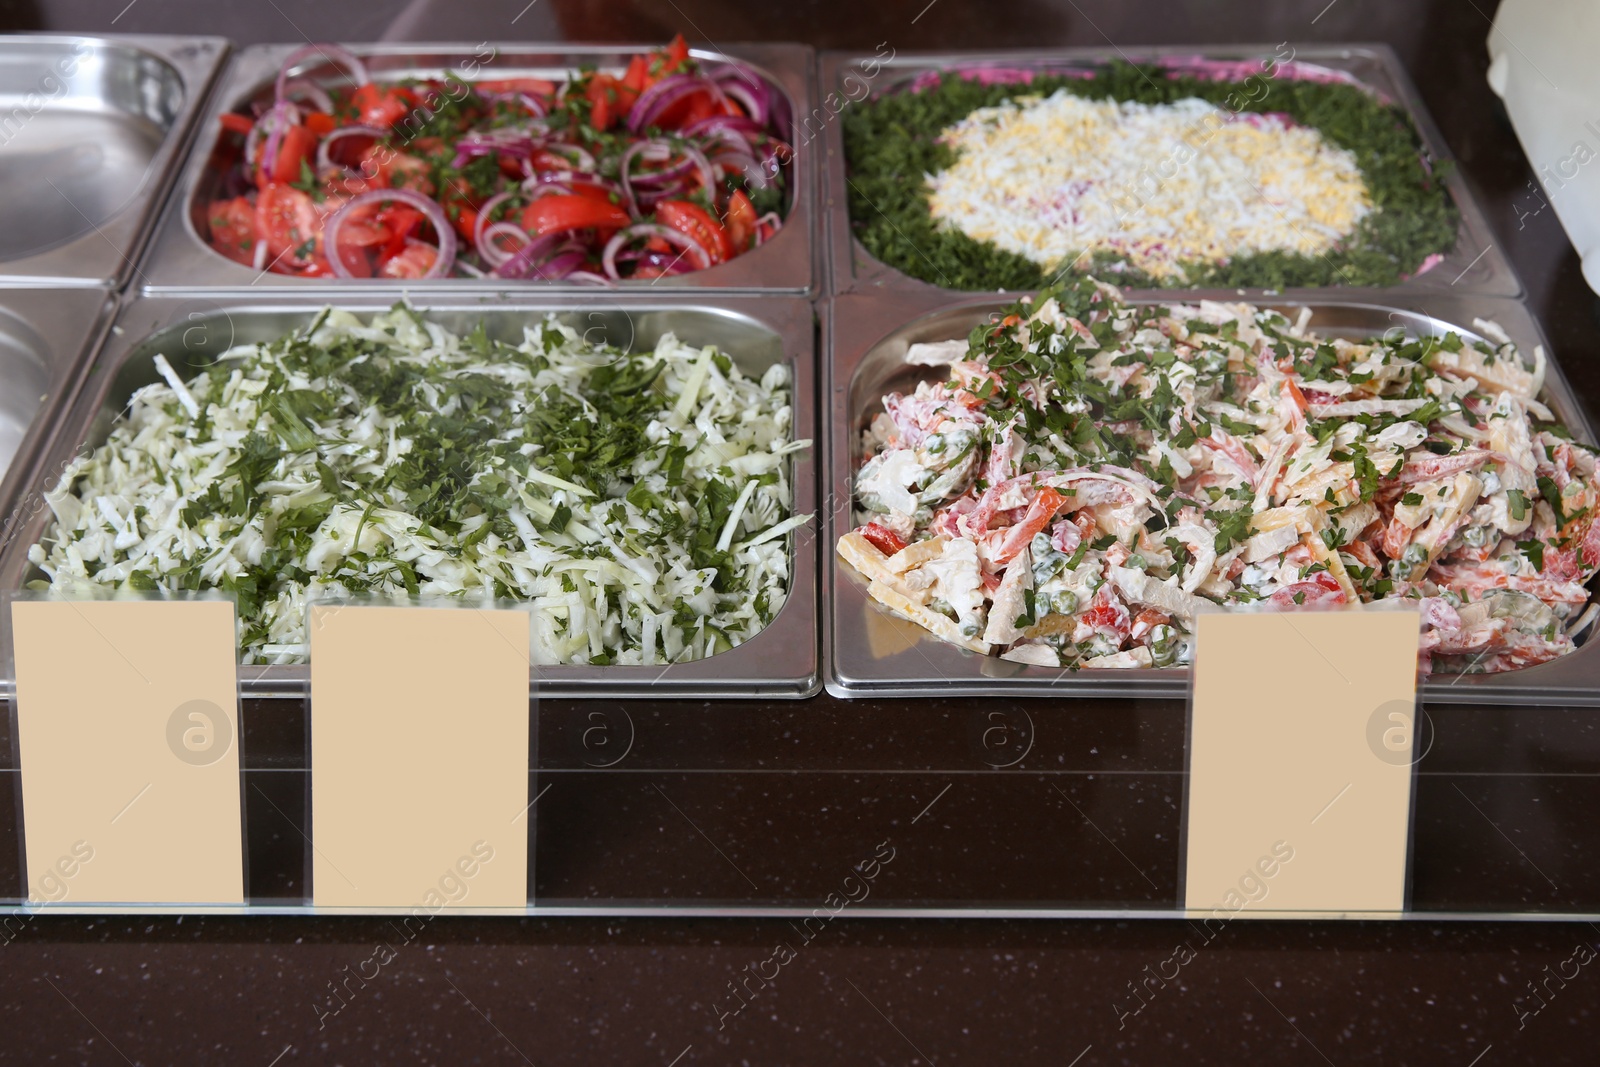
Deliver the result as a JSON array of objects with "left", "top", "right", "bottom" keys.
[
  {"left": 308, "top": 604, "right": 530, "bottom": 909},
  {"left": 12, "top": 598, "right": 244, "bottom": 905},
  {"left": 1185, "top": 607, "right": 1420, "bottom": 917}
]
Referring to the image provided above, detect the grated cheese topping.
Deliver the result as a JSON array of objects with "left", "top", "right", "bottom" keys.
[{"left": 925, "top": 92, "right": 1373, "bottom": 280}]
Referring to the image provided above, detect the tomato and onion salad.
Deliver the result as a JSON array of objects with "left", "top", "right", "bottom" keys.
[{"left": 202, "top": 36, "right": 790, "bottom": 281}]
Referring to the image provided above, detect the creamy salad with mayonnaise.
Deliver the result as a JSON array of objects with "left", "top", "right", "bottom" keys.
[{"left": 840, "top": 279, "right": 1599, "bottom": 674}]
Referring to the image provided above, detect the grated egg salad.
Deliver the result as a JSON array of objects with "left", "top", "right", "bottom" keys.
[
  {"left": 925, "top": 92, "right": 1373, "bottom": 280},
  {"left": 28, "top": 307, "right": 812, "bottom": 666}
]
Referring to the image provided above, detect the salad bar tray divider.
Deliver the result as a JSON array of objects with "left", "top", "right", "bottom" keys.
[
  {"left": 0, "top": 293, "right": 821, "bottom": 700},
  {"left": 133, "top": 42, "right": 820, "bottom": 296},
  {"left": 824, "top": 286, "right": 1600, "bottom": 706},
  {"left": 0, "top": 34, "right": 229, "bottom": 289},
  {"left": 819, "top": 44, "right": 1519, "bottom": 302},
  {"left": 0, "top": 287, "right": 119, "bottom": 534}
]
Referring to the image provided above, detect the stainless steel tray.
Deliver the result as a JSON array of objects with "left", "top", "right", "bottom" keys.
[
  {"left": 824, "top": 288, "right": 1600, "bottom": 705},
  {"left": 0, "top": 287, "right": 117, "bottom": 537},
  {"left": 0, "top": 34, "right": 227, "bottom": 288},
  {"left": 0, "top": 293, "right": 819, "bottom": 699},
  {"left": 136, "top": 42, "right": 818, "bottom": 296},
  {"left": 819, "top": 44, "right": 1519, "bottom": 301}
]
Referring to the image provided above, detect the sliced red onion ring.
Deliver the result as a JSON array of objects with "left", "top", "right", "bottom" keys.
[
  {"left": 540, "top": 142, "right": 596, "bottom": 172},
  {"left": 322, "top": 187, "right": 456, "bottom": 279},
  {"left": 532, "top": 249, "right": 588, "bottom": 279},
  {"left": 521, "top": 181, "right": 576, "bottom": 203},
  {"left": 481, "top": 221, "right": 533, "bottom": 266},
  {"left": 629, "top": 156, "right": 696, "bottom": 186},
  {"left": 450, "top": 129, "right": 540, "bottom": 169},
  {"left": 628, "top": 74, "right": 716, "bottom": 132},
  {"left": 247, "top": 100, "right": 301, "bottom": 169},
  {"left": 453, "top": 260, "right": 487, "bottom": 278},
  {"left": 753, "top": 211, "right": 783, "bottom": 247},
  {"left": 280, "top": 78, "right": 335, "bottom": 114},
  {"left": 682, "top": 114, "right": 765, "bottom": 139},
  {"left": 472, "top": 189, "right": 525, "bottom": 267},
  {"left": 276, "top": 43, "right": 370, "bottom": 102},
  {"left": 566, "top": 270, "right": 614, "bottom": 286},
  {"left": 601, "top": 223, "right": 710, "bottom": 280},
  {"left": 491, "top": 232, "right": 568, "bottom": 279},
  {"left": 482, "top": 90, "right": 548, "bottom": 118},
  {"left": 679, "top": 142, "right": 716, "bottom": 194},
  {"left": 709, "top": 145, "right": 758, "bottom": 170},
  {"left": 692, "top": 124, "right": 755, "bottom": 157},
  {"left": 315, "top": 123, "right": 385, "bottom": 173},
  {"left": 618, "top": 139, "right": 674, "bottom": 218},
  {"left": 717, "top": 81, "right": 765, "bottom": 124},
  {"left": 567, "top": 173, "right": 623, "bottom": 197},
  {"left": 257, "top": 100, "right": 301, "bottom": 176},
  {"left": 709, "top": 63, "right": 771, "bottom": 124}
]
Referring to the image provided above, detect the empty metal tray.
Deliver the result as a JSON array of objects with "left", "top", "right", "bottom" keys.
[
  {"left": 0, "top": 34, "right": 227, "bottom": 287},
  {"left": 0, "top": 287, "right": 117, "bottom": 545}
]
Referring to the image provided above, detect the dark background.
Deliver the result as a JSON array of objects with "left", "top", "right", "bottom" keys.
[{"left": 3, "top": 1, "right": 1600, "bottom": 1063}]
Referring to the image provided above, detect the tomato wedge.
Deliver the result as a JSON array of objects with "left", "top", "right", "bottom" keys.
[
  {"left": 260, "top": 124, "right": 319, "bottom": 187},
  {"left": 643, "top": 33, "right": 693, "bottom": 88},
  {"left": 255, "top": 183, "right": 322, "bottom": 268},
  {"left": 475, "top": 77, "right": 557, "bottom": 97},
  {"left": 331, "top": 239, "right": 373, "bottom": 277},
  {"left": 621, "top": 55, "right": 649, "bottom": 94},
  {"left": 305, "top": 111, "right": 337, "bottom": 136},
  {"left": 207, "top": 196, "right": 257, "bottom": 265},
  {"left": 521, "top": 195, "right": 631, "bottom": 237},
  {"left": 379, "top": 242, "right": 438, "bottom": 279},
  {"left": 218, "top": 112, "right": 254, "bottom": 136},
  {"left": 566, "top": 181, "right": 619, "bottom": 204},
  {"left": 724, "top": 189, "right": 758, "bottom": 254},
  {"left": 351, "top": 83, "right": 418, "bottom": 129},
  {"left": 655, "top": 200, "right": 732, "bottom": 264},
  {"left": 860, "top": 522, "right": 907, "bottom": 557},
  {"left": 662, "top": 33, "right": 690, "bottom": 73},
  {"left": 585, "top": 74, "right": 639, "bottom": 132},
  {"left": 291, "top": 254, "right": 339, "bottom": 278},
  {"left": 375, "top": 206, "right": 423, "bottom": 261},
  {"left": 359, "top": 146, "right": 434, "bottom": 195},
  {"left": 654, "top": 90, "right": 716, "bottom": 131},
  {"left": 332, "top": 211, "right": 391, "bottom": 275}
]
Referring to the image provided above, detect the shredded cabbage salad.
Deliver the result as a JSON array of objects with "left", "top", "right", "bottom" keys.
[
  {"left": 29, "top": 307, "right": 811, "bottom": 665},
  {"left": 840, "top": 278, "right": 1600, "bottom": 675}
]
